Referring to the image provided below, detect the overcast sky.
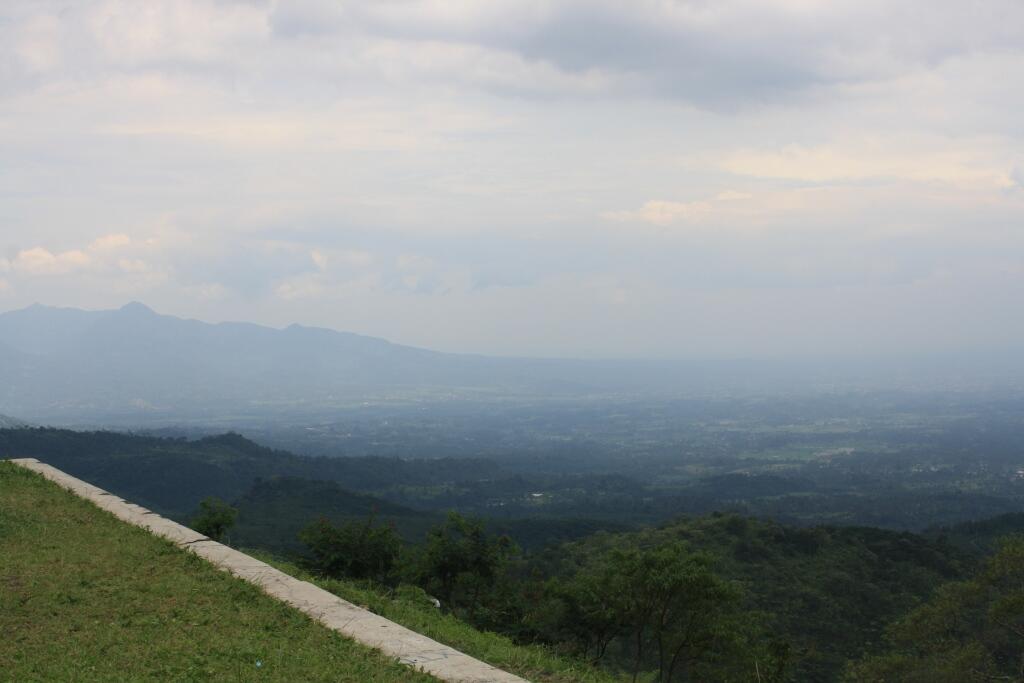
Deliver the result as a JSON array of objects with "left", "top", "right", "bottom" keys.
[{"left": 1, "top": 1, "right": 1022, "bottom": 358}]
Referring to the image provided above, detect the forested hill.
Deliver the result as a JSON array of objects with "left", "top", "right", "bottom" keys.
[
  {"left": 4, "top": 425, "right": 1020, "bottom": 680},
  {"left": 534, "top": 514, "right": 972, "bottom": 680},
  {"left": 0, "top": 427, "right": 639, "bottom": 552},
  {"left": 0, "top": 427, "right": 499, "bottom": 520},
  {"left": 930, "top": 512, "right": 1024, "bottom": 553}
]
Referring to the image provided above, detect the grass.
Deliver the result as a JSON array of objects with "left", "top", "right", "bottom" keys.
[
  {"left": 244, "top": 549, "right": 624, "bottom": 683},
  {"left": 0, "top": 461, "right": 437, "bottom": 682}
]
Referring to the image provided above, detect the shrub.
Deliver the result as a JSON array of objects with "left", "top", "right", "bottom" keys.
[
  {"left": 189, "top": 497, "right": 238, "bottom": 542},
  {"left": 300, "top": 515, "right": 402, "bottom": 583}
]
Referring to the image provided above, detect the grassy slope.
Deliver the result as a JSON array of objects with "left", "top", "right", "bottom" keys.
[
  {"left": 0, "top": 462, "right": 436, "bottom": 683},
  {"left": 245, "top": 550, "right": 623, "bottom": 683}
]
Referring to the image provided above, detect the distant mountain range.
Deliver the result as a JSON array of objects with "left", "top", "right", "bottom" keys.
[
  {"left": 0, "top": 413, "right": 27, "bottom": 428},
  {"left": 0, "top": 302, "right": 1019, "bottom": 423},
  {"left": 0, "top": 302, "right": 712, "bottom": 421}
]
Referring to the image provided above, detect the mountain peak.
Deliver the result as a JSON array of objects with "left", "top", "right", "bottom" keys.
[{"left": 118, "top": 301, "right": 157, "bottom": 316}]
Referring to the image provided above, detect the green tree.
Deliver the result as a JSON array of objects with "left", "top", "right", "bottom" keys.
[
  {"left": 611, "top": 542, "right": 745, "bottom": 682},
  {"left": 189, "top": 496, "right": 238, "bottom": 542},
  {"left": 846, "top": 535, "right": 1024, "bottom": 682},
  {"left": 416, "top": 511, "right": 516, "bottom": 613},
  {"left": 539, "top": 569, "right": 625, "bottom": 664},
  {"left": 299, "top": 515, "right": 402, "bottom": 583},
  {"left": 540, "top": 540, "right": 760, "bottom": 682}
]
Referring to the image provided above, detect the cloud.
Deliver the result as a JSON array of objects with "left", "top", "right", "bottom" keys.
[
  {"left": 275, "top": 276, "right": 322, "bottom": 301},
  {"left": 9, "top": 233, "right": 141, "bottom": 276},
  {"left": 604, "top": 191, "right": 753, "bottom": 227},
  {"left": 334, "top": 249, "right": 373, "bottom": 268},
  {"left": 310, "top": 250, "right": 327, "bottom": 271},
  {"left": 118, "top": 258, "right": 149, "bottom": 273},
  {"left": 182, "top": 281, "right": 229, "bottom": 301},
  {"left": 266, "top": 0, "right": 824, "bottom": 105},
  {"left": 90, "top": 233, "right": 131, "bottom": 250},
  {"left": 7, "top": 0, "right": 1014, "bottom": 113},
  {"left": 85, "top": 0, "right": 268, "bottom": 66},
  {"left": 265, "top": 0, "right": 1024, "bottom": 107},
  {"left": 2, "top": 1, "right": 1024, "bottom": 357},
  {"left": 605, "top": 200, "right": 714, "bottom": 226},
  {"left": 12, "top": 13, "right": 61, "bottom": 72},
  {"left": 273, "top": 271, "right": 385, "bottom": 302},
  {"left": 397, "top": 254, "right": 434, "bottom": 271},
  {"left": 12, "top": 247, "right": 91, "bottom": 275},
  {"left": 1012, "top": 166, "right": 1024, "bottom": 190},
  {"left": 721, "top": 139, "right": 1015, "bottom": 188},
  {"left": 102, "top": 116, "right": 308, "bottom": 149},
  {"left": 310, "top": 248, "right": 373, "bottom": 271}
]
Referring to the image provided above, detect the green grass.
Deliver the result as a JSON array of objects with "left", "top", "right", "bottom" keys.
[
  {"left": 245, "top": 550, "right": 624, "bottom": 683},
  {"left": 0, "top": 461, "right": 437, "bottom": 682}
]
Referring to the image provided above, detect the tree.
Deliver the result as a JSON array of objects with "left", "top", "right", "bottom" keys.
[
  {"left": 539, "top": 540, "right": 757, "bottom": 682},
  {"left": 190, "top": 496, "right": 238, "bottom": 542},
  {"left": 611, "top": 542, "right": 746, "bottom": 682},
  {"left": 540, "top": 569, "right": 625, "bottom": 665},
  {"left": 416, "top": 511, "right": 516, "bottom": 614},
  {"left": 846, "top": 535, "right": 1024, "bottom": 682},
  {"left": 299, "top": 514, "right": 402, "bottom": 583}
]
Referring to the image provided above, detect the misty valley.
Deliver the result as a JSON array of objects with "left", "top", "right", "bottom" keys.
[
  {"left": 134, "top": 391, "right": 1024, "bottom": 537},
  {"left": 2, "top": 304, "right": 1024, "bottom": 681},
  {"left": 4, "top": 386, "right": 1024, "bottom": 680}
]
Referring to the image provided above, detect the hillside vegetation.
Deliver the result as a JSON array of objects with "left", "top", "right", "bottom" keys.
[
  {"left": 0, "top": 427, "right": 610, "bottom": 552},
  {"left": 244, "top": 549, "right": 620, "bottom": 683},
  {"left": 0, "top": 462, "right": 436, "bottom": 682},
  {"left": 7, "top": 426, "right": 1024, "bottom": 680},
  {"left": 0, "top": 427, "right": 496, "bottom": 520},
  {"left": 533, "top": 515, "right": 969, "bottom": 680}
]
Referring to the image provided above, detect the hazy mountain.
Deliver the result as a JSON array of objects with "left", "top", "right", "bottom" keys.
[
  {"left": 0, "top": 413, "right": 26, "bottom": 428},
  {"left": 0, "top": 302, "right": 692, "bottom": 421},
  {"left": 0, "top": 303, "right": 105, "bottom": 357},
  {"left": 1, "top": 303, "right": 1019, "bottom": 423}
]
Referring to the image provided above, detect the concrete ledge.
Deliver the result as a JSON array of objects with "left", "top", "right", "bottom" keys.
[{"left": 10, "top": 458, "right": 528, "bottom": 683}]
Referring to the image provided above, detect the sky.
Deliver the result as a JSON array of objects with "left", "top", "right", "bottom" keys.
[{"left": 1, "top": 0, "right": 1022, "bottom": 359}]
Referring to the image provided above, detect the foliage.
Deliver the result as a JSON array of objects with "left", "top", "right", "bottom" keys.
[
  {"left": 531, "top": 514, "right": 967, "bottom": 680},
  {"left": 231, "top": 476, "right": 429, "bottom": 554},
  {"left": 414, "top": 511, "right": 518, "bottom": 615},
  {"left": 847, "top": 535, "right": 1024, "bottom": 682},
  {"left": 606, "top": 542, "right": 740, "bottom": 681},
  {"left": 931, "top": 512, "right": 1024, "bottom": 554},
  {"left": 0, "top": 428, "right": 610, "bottom": 554},
  {"left": 300, "top": 514, "right": 402, "bottom": 583},
  {"left": 2, "top": 424, "right": 1008, "bottom": 681},
  {"left": 189, "top": 496, "right": 238, "bottom": 542},
  {"left": 0, "top": 427, "right": 497, "bottom": 522},
  {"left": 534, "top": 540, "right": 785, "bottom": 682},
  {"left": 246, "top": 548, "right": 622, "bottom": 683}
]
